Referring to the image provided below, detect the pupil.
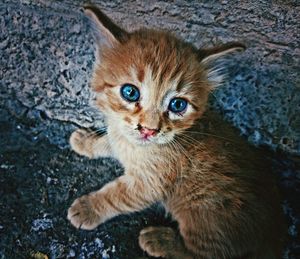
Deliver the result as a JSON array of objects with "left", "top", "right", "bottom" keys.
[{"left": 129, "top": 89, "right": 134, "bottom": 97}]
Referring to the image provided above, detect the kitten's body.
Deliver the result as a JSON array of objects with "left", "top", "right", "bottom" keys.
[{"left": 67, "top": 5, "right": 286, "bottom": 258}]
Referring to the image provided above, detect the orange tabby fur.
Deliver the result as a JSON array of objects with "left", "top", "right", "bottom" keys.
[{"left": 67, "top": 5, "right": 286, "bottom": 258}]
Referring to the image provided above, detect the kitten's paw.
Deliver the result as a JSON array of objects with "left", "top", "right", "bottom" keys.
[
  {"left": 67, "top": 195, "right": 102, "bottom": 230},
  {"left": 70, "top": 129, "right": 94, "bottom": 158},
  {"left": 139, "top": 227, "right": 177, "bottom": 258}
]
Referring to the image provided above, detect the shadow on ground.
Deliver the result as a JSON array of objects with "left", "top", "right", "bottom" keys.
[
  {"left": 1, "top": 0, "right": 300, "bottom": 258},
  {"left": 0, "top": 115, "right": 299, "bottom": 258},
  {"left": 0, "top": 118, "right": 178, "bottom": 259}
]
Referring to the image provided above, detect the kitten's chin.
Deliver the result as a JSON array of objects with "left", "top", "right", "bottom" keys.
[
  {"left": 136, "top": 138, "right": 156, "bottom": 146},
  {"left": 126, "top": 134, "right": 174, "bottom": 147},
  {"left": 126, "top": 135, "right": 158, "bottom": 146}
]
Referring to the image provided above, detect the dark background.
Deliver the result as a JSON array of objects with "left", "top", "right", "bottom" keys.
[{"left": 0, "top": 0, "right": 299, "bottom": 258}]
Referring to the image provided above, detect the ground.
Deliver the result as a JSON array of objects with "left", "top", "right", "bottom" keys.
[{"left": 0, "top": 0, "right": 300, "bottom": 258}]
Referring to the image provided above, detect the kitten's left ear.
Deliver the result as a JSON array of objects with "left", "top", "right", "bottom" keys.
[
  {"left": 198, "top": 42, "right": 246, "bottom": 64},
  {"left": 83, "top": 5, "right": 129, "bottom": 46},
  {"left": 198, "top": 42, "right": 246, "bottom": 87}
]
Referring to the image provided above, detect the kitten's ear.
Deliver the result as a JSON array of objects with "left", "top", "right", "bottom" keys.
[
  {"left": 198, "top": 42, "right": 246, "bottom": 64},
  {"left": 83, "top": 5, "right": 129, "bottom": 46},
  {"left": 198, "top": 42, "right": 246, "bottom": 87}
]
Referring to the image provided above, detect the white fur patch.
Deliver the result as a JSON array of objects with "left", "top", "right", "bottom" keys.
[{"left": 207, "top": 66, "right": 226, "bottom": 88}]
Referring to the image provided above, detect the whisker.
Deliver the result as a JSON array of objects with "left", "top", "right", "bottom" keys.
[
  {"left": 175, "top": 135, "right": 206, "bottom": 153},
  {"left": 167, "top": 140, "right": 182, "bottom": 180},
  {"left": 181, "top": 130, "right": 237, "bottom": 144},
  {"left": 174, "top": 140, "right": 196, "bottom": 168},
  {"left": 170, "top": 139, "right": 197, "bottom": 180}
]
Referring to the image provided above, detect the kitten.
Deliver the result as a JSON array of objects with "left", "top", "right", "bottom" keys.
[{"left": 67, "top": 5, "right": 286, "bottom": 259}]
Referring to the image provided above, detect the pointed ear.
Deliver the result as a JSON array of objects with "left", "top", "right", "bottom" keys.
[
  {"left": 198, "top": 42, "right": 246, "bottom": 64},
  {"left": 83, "top": 5, "right": 129, "bottom": 46},
  {"left": 198, "top": 42, "right": 246, "bottom": 88}
]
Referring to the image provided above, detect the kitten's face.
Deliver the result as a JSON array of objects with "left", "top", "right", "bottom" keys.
[
  {"left": 84, "top": 6, "right": 244, "bottom": 146},
  {"left": 92, "top": 31, "right": 211, "bottom": 146}
]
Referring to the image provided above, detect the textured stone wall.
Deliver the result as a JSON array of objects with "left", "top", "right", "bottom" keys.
[
  {"left": 1, "top": 1, "right": 300, "bottom": 258},
  {"left": 1, "top": 0, "right": 299, "bottom": 154}
]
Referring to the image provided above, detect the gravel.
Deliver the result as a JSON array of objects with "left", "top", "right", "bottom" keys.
[{"left": 1, "top": 0, "right": 299, "bottom": 258}]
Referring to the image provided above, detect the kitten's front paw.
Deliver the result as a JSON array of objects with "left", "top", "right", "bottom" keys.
[
  {"left": 139, "top": 227, "right": 177, "bottom": 258},
  {"left": 67, "top": 195, "right": 102, "bottom": 230},
  {"left": 70, "top": 129, "right": 94, "bottom": 158}
]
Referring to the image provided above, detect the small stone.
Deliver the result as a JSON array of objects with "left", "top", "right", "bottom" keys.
[
  {"left": 235, "top": 74, "right": 244, "bottom": 81},
  {"left": 94, "top": 238, "right": 104, "bottom": 248},
  {"left": 68, "top": 249, "right": 76, "bottom": 257},
  {"left": 31, "top": 218, "right": 53, "bottom": 231},
  {"left": 46, "top": 177, "right": 52, "bottom": 184},
  {"left": 101, "top": 250, "right": 110, "bottom": 259},
  {"left": 71, "top": 24, "right": 81, "bottom": 34}
]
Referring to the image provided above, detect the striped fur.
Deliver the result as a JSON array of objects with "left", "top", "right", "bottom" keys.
[{"left": 67, "top": 5, "right": 285, "bottom": 258}]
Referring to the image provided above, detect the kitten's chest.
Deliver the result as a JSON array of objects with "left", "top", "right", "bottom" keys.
[
  {"left": 107, "top": 133, "right": 173, "bottom": 175},
  {"left": 108, "top": 134, "right": 148, "bottom": 169}
]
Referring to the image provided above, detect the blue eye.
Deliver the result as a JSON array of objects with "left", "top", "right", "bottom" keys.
[
  {"left": 168, "top": 98, "right": 188, "bottom": 113},
  {"left": 120, "top": 84, "right": 140, "bottom": 102}
]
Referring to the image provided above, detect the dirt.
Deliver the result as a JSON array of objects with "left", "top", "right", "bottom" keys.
[
  {"left": 0, "top": 114, "right": 299, "bottom": 258},
  {"left": 0, "top": 117, "right": 177, "bottom": 259},
  {"left": 1, "top": 0, "right": 300, "bottom": 258}
]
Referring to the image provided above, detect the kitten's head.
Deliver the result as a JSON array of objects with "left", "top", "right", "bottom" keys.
[{"left": 84, "top": 5, "right": 245, "bottom": 146}]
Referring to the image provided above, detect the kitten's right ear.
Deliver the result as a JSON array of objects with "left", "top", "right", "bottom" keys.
[
  {"left": 198, "top": 42, "right": 246, "bottom": 64},
  {"left": 83, "top": 5, "right": 129, "bottom": 46}
]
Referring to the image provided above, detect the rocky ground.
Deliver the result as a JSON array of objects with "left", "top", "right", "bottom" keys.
[{"left": 1, "top": 0, "right": 300, "bottom": 258}]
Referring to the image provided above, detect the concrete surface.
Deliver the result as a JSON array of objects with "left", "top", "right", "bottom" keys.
[{"left": 0, "top": 0, "right": 299, "bottom": 258}]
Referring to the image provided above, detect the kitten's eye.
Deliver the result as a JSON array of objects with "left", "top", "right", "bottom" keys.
[
  {"left": 120, "top": 84, "right": 140, "bottom": 102},
  {"left": 168, "top": 98, "right": 188, "bottom": 114}
]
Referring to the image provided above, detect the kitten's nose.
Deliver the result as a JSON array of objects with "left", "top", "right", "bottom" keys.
[{"left": 137, "top": 124, "right": 159, "bottom": 138}]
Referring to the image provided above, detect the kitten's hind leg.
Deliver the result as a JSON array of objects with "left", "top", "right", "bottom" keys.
[
  {"left": 139, "top": 227, "right": 193, "bottom": 259},
  {"left": 70, "top": 128, "right": 112, "bottom": 158}
]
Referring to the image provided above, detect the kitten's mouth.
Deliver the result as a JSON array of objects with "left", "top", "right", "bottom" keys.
[
  {"left": 126, "top": 126, "right": 159, "bottom": 145},
  {"left": 135, "top": 133, "right": 171, "bottom": 146},
  {"left": 137, "top": 135, "right": 154, "bottom": 144},
  {"left": 122, "top": 126, "right": 173, "bottom": 145},
  {"left": 140, "top": 132, "right": 154, "bottom": 141},
  {"left": 130, "top": 133, "right": 159, "bottom": 146}
]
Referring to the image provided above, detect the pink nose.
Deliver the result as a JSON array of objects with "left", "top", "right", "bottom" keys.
[{"left": 139, "top": 127, "right": 158, "bottom": 138}]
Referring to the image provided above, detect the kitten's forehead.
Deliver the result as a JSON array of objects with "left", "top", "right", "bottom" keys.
[{"left": 136, "top": 65, "right": 183, "bottom": 109}]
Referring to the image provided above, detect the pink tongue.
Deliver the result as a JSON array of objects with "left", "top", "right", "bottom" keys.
[{"left": 140, "top": 128, "right": 156, "bottom": 139}]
